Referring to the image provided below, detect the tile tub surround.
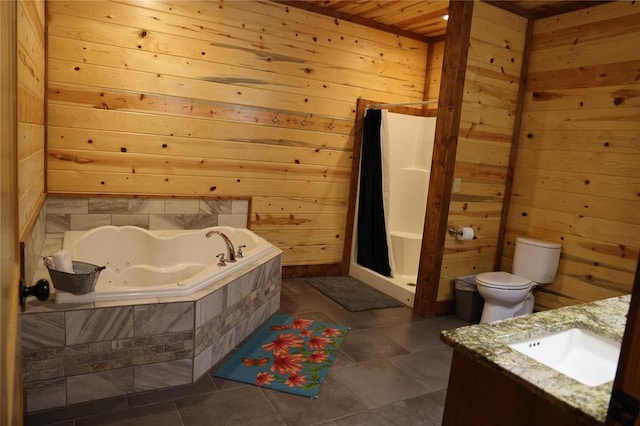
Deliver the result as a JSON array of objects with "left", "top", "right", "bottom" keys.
[
  {"left": 21, "top": 195, "right": 249, "bottom": 301},
  {"left": 21, "top": 244, "right": 282, "bottom": 412},
  {"left": 441, "top": 295, "right": 630, "bottom": 423},
  {"left": 45, "top": 196, "right": 250, "bottom": 232}
]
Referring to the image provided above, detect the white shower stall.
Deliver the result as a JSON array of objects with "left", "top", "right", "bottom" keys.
[{"left": 350, "top": 110, "right": 437, "bottom": 306}]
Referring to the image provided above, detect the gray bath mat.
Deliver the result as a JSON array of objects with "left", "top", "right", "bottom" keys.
[{"left": 304, "top": 276, "right": 404, "bottom": 312}]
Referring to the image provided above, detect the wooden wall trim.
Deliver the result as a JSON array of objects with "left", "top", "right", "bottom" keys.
[
  {"left": 18, "top": 192, "right": 45, "bottom": 243},
  {"left": 607, "top": 259, "right": 640, "bottom": 424},
  {"left": 283, "top": 263, "right": 342, "bottom": 279},
  {"left": 414, "top": 0, "right": 474, "bottom": 317},
  {"left": 436, "top": 300, "right": 454, "bottom": 316},
  {"left": 423, "top": 41, "right": 435, "bottom": 105},
  {"left": 43, "top": 0, "right": 48, "bottom": 195},
  {"left": 340, "top": 98, "right": 369, "bottom": 274},
  {"left": 493, "top": 17, "right": 535, "bottom": 271},
  {"left": 0, "top": 0, "right": 23, "bottom": 422}
]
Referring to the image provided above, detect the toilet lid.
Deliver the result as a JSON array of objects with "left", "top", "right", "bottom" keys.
[{"left": 476, "top": 271, "right": 532, "bottom": 290}]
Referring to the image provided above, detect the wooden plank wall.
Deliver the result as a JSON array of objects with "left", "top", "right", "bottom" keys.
[
  {"left": 426, "top": 40, "right": 445, "bottom": 107},
  {"left": 17, "top": 0, "right": 46, "bottom": 240},
  {"left": 505, "top": 1, "right": 640, "bottom": 310},
  {"left": 437, "top": 2, "right": 528, "bottom": 302},
  {"left": 45, "top": 0, "right": 431, "bottom": 267}
]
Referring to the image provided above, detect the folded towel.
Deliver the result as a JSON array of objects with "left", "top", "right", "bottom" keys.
[{"left": 52, "top": 250, "right": 74, "bottom": 274}]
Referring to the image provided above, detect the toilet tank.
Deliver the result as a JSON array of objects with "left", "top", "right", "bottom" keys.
[{"left": 512, "top": 237, "right": 561, "bottom": 284}]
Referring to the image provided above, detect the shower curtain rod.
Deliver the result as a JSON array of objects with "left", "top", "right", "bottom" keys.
[{"left": 366, "top": 100, "right": 438, "bottom": 110}]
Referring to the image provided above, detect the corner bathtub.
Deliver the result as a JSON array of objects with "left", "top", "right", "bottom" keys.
[{"left": 54, "top": 226, "right": 274, "bottom": 304}]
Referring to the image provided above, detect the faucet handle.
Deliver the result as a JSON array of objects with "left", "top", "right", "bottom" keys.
[
  {"left": 216, "top": 253, "right": 226, "bottom": 266},
  {"left": 236, "top": 244, "right": 246, "bottom": 259}
]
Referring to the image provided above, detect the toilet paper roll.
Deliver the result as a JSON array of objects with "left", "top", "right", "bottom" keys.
[
  {"left": 52, "top": 249, "right": 75, "bottom": 274},
  {"left": 456, "top": 227, "right": 474, "bottom": 241}
]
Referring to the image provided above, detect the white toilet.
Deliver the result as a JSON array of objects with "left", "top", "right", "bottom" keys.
[{"left": 476, "top": 237, "right": 561, "bottom": 323}]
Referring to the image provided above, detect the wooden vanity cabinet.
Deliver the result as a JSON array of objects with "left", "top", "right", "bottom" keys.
[{"left": 442, "top": 349, "right": 600, "bottom": 426}]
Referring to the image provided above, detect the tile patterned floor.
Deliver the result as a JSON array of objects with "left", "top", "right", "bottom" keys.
[{"left": 25, "top": 278, "right": 469, "bottom": 426}]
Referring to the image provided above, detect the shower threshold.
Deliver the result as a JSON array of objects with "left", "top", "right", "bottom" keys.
[{"left": 349, "top": 262, "right": 415, "bottom": 307}]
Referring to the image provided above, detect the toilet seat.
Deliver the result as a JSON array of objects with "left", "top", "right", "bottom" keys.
[{"left": 476, "top": 271, "right": 531, "bottom": 290}]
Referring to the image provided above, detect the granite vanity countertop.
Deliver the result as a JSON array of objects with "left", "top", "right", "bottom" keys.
[{"left": 441, "top": 295, "right": 630, "bottom": 424}]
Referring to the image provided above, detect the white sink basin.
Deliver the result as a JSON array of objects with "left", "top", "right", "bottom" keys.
[{"left": 508, "top": 327, "right": 621, "bottom": 387}]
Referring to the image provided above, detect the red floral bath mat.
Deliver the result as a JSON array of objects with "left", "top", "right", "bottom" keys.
[{"left": 213, "top": 314, "right": 349, "bottom": 398}]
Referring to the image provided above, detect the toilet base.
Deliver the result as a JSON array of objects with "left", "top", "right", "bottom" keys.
[{"left": 480, "top": 292, "right": 534, "bottom": 323}]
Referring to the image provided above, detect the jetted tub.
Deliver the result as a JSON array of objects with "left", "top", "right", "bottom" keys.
[{"left": 54, "top": 225, "right": 274, "bottom": 303}]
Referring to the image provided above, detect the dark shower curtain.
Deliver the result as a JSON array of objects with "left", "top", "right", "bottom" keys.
[{"left": 357, "top": 109, "right": 391, "bottom": 277}]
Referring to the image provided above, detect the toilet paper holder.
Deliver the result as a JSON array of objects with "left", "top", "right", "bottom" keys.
[
  {"left": 448, "top": 227, "right": 475, "bottom": 240},
  {"left": 448, "top": 227, "right": 463, "bottom": 236}
]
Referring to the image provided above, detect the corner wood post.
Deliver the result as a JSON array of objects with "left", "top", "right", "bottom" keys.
[{"left": 414, "top": 1, "right": 474, "bottom": 317}]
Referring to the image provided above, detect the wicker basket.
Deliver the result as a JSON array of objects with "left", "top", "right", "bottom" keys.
[{"left": 46, "top": 261, "right": 106, "bottom": 295}]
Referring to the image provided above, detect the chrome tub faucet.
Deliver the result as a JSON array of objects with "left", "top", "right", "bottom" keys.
[{"left": 206, "top": 230, "right": 236, "bottom": 263}]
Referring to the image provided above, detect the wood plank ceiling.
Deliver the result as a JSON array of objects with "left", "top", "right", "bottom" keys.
[{"left": 280, "top": 1, "right": 611, "bottom": 41}]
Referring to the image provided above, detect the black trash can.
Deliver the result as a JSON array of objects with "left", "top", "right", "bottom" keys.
[{"left": 454, "top": 275, "right": 484, "bottom": 323}]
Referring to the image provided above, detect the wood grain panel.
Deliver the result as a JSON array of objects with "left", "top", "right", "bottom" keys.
[
  {"left": 48, "top": 82, "right": 354, "bottom": 136},
  {"left": 17, "top": 122, "right": 43, "bottom": 161},
  {"left": 216, "top": 0, "right": 432, "bottom": 51},
  {"left": 455, "top": 140, "right": 511, "bottom": 166},
  {"left": 515, "top": 148, "right": 638, "bottom": 178},
  {"left": 452, "top": 162, "right": 508, "bottom": 184},
  {"left": 48, "top": 149, "right": 350, "bottom": 184},
  {"left": 507, "top": 203, "right": 639, "bottom": 248},
  {"left": 17, "top": 84, "right": 44, "bottom": 125},
  {"left": 17, "top": 0, "right": 45, "bottom": 241},
  {"left": 48, "top": 127, "right": 352, "bottom": 169},
  {"left": 47, "top": 4, "right": 425, "bottom": 99},
  {"left": 526, "top": 59, "right": 640, "bottom": 91},
  {"left": 252, "top": 196, "right": 347, "bottom": 214},
  {"left": 48, "top": 104, "right": 353, "bottom": 152},
  {"left": 414, "top": 0, "right": 474, "bottom": 317},
  {"left": 48, "top": 169, "right": 350, "bottom": 198},
  {"left": 298, "top": 0, "right": 449, "bottom": 39},
  {"left": 511, "top": 185, "right": 639, "bottom": 224},
  {"left": 251, "top": 212, "right": 346, "bottom": 231},
  {"left": 558, "top": 257, "right": 634, "bottom": 294},
  {"left": 503, "top": 2, "right": 640, "bottom": 309},
  {"left": 46, "top": 0, "right": 433, "bottom": 268},
  {"left": 505, "top": 221, "right": 638, "bottom": 272},
  {"left": 254, "top": 229, "right": 344, "bottom": 247},
  {"left": 523, "top": 108, "right": 640, "bottom": 131},
  {"left": 513, "top": 167, "right": 640, "bottom": 201},
  {"left": 48, "top": 59, "right": 357, "bottom": 118},
  {"left": 523, "top": 85, "right": 640, "bottom": 111},
  {"left": 278, "top": 243, "right": 344, "bottom": 265},
  {"left": 441, "top": 255, "right": 496, "bottom": 278},
  {"left": 444, "top": 238, "right": 500, "bottom": 260},
  {"left": 18, "top": 150, "right": 44, "bottom": 198},
  {"left": 1, "top": 3, "right": 23, "bottom": 421},
  {"left": 47, "top": 34, "right": 422, "bottom": 108},
  {"left": 530, "top": 23, "right": 640, "bottom": 71},
  {"left": 518, "top": 129, "right": 638, "bottom": 153},
  {"left": 426, "top": 41, "right": 445, "bottom": 104},
  {"left": 431, "top": 1, "right": 528, "bottom": 311}
]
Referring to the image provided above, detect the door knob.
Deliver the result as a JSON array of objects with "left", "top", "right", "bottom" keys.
[{"left": 20, "top": 278, "right": 50, "bottom": 307}]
